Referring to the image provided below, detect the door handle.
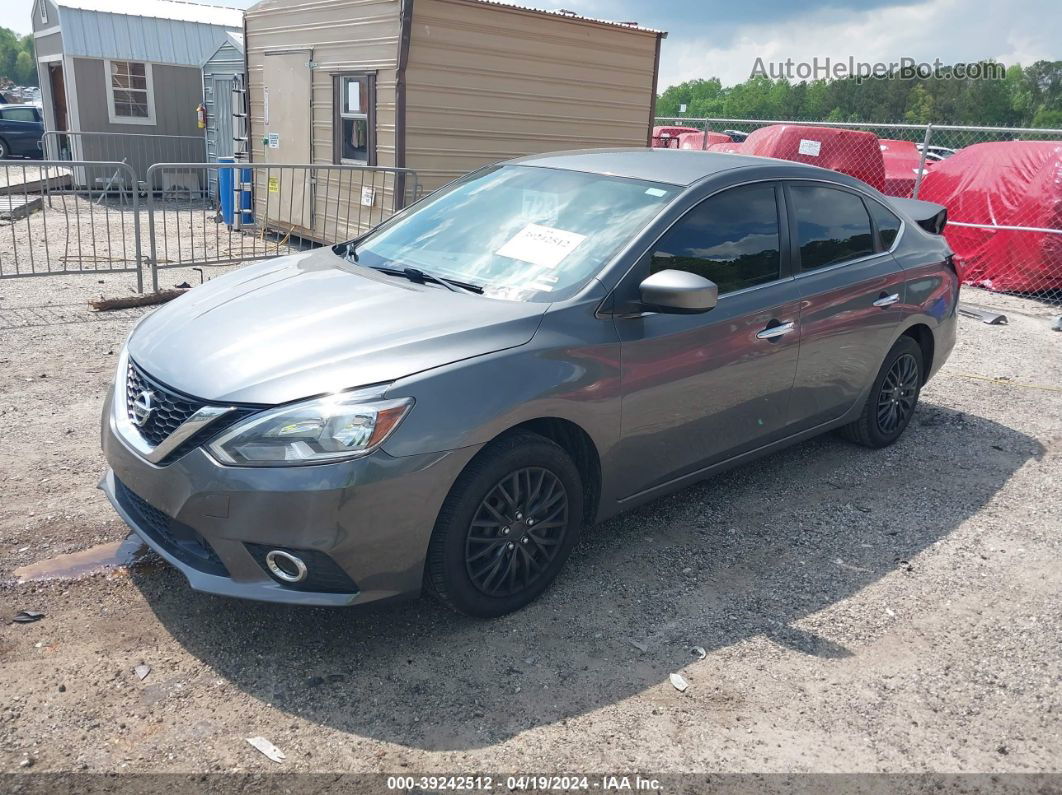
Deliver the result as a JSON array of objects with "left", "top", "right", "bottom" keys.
[
  {"left": 873, "top": 292, "right": 900, "bottom": 308},
  {"left": 756, "top": 321, "right": 795, "bottom": 340}
]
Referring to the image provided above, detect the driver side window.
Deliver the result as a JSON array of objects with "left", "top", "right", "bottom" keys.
[{"left": 651, "top": 184, "right": 781, "bottom": 295}]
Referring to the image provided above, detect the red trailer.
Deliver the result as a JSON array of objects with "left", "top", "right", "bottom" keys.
[
  {"left": 651, "top": 125, "right": 701, "bottom": 149},
  {"left": 739, "top": 124, "right": 887, "bottom": 192},
  {"left": 917, "top": 141, "right": 1062, "bottom": 294},
  {"left": 676, "top": 131, "right": 733, "bottom": 150},
  {"left": 879, "top": 138, "right": 929, "bottom": 198}
]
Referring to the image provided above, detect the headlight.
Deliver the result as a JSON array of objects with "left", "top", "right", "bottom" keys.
[{"left": 207, "top": 390, "right": 413, "bottom": 466}]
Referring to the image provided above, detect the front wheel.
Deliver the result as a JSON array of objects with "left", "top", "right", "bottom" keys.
[
  {"left": 425, "top": 431, "right": 583, "bottom": 617},
  {"left": 839, "top": 335, "right": 924, "bottom": 448},
  {"left": 0, "top": 139, "right": 9, "bottom": 160}
]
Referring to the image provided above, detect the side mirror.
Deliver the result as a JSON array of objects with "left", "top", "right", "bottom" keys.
[{"left": 638, "top": 269, "right": 718, "bottom": 313}]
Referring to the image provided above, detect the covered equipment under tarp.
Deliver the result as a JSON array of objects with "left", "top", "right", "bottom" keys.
[
  {"left": 739, "top": 124, "right": 886, "bottom": 192},
  {"left": 651, "top": 125, "right": 701, "bottom": 148},
  {"left": 879, "top": 138, "right": 928, "bottom": 198},
  {"left": 676, "top": 131, "right": 733, "bottom": 150},
  {"left": 917, "top": 141, "right": 1062, "bottom": 293}
]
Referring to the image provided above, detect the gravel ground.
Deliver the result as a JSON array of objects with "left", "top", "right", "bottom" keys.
[{"left": 0, "top": 270, "right": 1059, "bottom": 780}]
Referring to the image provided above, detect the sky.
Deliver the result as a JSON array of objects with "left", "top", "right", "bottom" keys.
[{"left": 2, "top": 0, "right": 1058, "bottom": 89}]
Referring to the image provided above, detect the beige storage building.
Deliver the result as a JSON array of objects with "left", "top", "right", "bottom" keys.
[{"left": 243, "top": 0, "right": 665, "bottom": 240}]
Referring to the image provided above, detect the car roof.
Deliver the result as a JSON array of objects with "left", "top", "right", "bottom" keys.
[{"left": 507, "top": 148, "right": 823, "bottom": 187}]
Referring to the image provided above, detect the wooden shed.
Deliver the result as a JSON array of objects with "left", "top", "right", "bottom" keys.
[{"left": 243, "top": 0, "right": 665, "bottom": 240}]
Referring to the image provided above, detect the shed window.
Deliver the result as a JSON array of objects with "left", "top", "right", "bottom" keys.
[
  {"left": 336, "top": 75, "right": 374, "bottom": 165},
  {"left": 105, "top": 60, "right": 156, "bottom": 125}
]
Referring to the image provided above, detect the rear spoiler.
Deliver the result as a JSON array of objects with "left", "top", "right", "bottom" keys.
[{"left": 887, "top": 197, "right": 947, "bottom": 235}]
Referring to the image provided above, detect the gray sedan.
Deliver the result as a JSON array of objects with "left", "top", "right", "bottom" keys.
[{"left": 101, "top": 149, "right": 957, "bottom": 617}]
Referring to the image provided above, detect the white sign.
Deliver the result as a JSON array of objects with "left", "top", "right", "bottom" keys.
[
  {"left": 798, "top": 138, "right": 821, "bottom": 157},
  {"left": 267, "top": 132, "right": 280, "bottom": 149},
  {"left": 679, "top": 104, "right": 687, "bottom": 113},
  {"left": 496, "top": 223, "right": 586, "bottom": 269},
  {"left": 347, "top": 81, "right": 361, "bottom": 113},
  {"left": 263, "top": 88, "right": 269, "bottom": 125},
  {"left": 360, "top": 186, "right": 376, "bottom": 207}
]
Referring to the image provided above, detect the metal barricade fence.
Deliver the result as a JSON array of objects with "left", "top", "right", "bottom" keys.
[
  {"left": 0, "top": 160, "right": 142, "bottom": 290},
  {"left": 654, "top": 116, "right": 1062, "bottom": 303},
  {"left": 42, "top": 131, "right": 206, "bottom": 184},
  {"left": 143, "top": 162, "right": 421, "bottom": 292}
]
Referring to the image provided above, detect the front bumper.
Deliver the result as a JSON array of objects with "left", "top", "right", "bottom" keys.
[{"left": 100, "top": 390, "right": 481, "bottom": 607}]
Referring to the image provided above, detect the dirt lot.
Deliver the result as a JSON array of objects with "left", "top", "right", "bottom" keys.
[{"left": 0, "top": 269, "right": 1060, "bottom": 781}]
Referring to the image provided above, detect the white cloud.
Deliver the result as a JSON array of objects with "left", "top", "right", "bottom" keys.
[{"left": 659, "top": 0, "right": 1058, "bottom": 88}]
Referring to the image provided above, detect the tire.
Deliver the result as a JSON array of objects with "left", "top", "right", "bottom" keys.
[
  {"left": 425, "top": 431, "right": 584, "bottom": 617},
  {"left": 839, "top": 335, "right": 924, "bottom": 448},
  {"left": 0, "top": 139, "right": 9, "bottom": 160}
]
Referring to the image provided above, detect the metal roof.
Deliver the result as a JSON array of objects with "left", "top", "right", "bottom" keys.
[
  {"left": 510, "top": 148, "right": 820, "bottom": 186},
  {"left": 55, "top": 0, "right": 243, "bottom": 67},
  {"left": 462, "top": 0, "right": 665, "bottom": 35}
]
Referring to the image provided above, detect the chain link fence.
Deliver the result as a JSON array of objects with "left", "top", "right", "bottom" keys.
[
  {"left": 655, "top": 117, "right": 1062, "bottom": 303},
  {"left": 5, "top": 120, "right": 1061, "bottom": 303}
]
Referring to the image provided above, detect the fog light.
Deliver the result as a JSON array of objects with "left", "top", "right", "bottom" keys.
[{"left": 265, "top": 549, "right": 308, "bottom": 583}]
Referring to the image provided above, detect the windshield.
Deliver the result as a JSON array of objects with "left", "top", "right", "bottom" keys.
[{"left": 346, "top": 165, "right": 678, "bottom": 301}]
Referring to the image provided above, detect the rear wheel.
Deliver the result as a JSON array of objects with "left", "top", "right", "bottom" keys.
[
  {"left": 425, "top": 431, "right": 583, "bottom": 617},
  {"left": 839, "top": 335, "right": 924, "bottom": 448},
  {"left": 0, "top": 139, "right": 9, "bottom": 160}
]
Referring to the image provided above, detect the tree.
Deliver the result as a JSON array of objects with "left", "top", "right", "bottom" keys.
[
  {"left": 0, "top": 28, "right": 39, "bottom": 87},
  {"left": 656, "top": 60, "right": 1062, "bottom": 128}
]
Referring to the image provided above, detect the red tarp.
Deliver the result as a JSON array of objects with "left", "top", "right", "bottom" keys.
[
  {"left": 739, "top": 124, "right": 887, "bottom": 192},
  {"left": 651, "top": 125, "right": 701, "bottom": 148},
  {"left": 879, "top": 138, "right": 928, "bottom": 198},
  {"left": 706, "top": 141, "right": 744, "bottom": 153},
  {"left": 918, "top": 141, "right": 1062, "bottom": 293},
  {"left": 676, "top": 131, "right": 734, "bottom": 150}
]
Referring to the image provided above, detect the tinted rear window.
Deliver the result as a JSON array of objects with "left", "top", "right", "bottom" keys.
[
  {"left": 867, "top": 200, "right": 902, "bottom": 249},
  {"left": 790, "top": 185, "right": 875, "bottom": 271}
]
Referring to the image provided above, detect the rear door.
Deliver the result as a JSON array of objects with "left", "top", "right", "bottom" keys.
[
  {"left": 785, "top": 182, "right": 907, "bottom": 430},
  {"left": 612, "top": 183, "right": 802, "bottom": 499}
]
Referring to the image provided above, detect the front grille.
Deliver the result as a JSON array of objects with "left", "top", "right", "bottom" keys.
[
  {"left": 124, "top": 360, "right": 260, "bottom": 463},
  {"left": 114, "top": 477, "right": 229, "bottom": 577},
  {"left": 126, "top": 361, "right": 204, "bottom": 447},
  {"left": 245, "top": 543, "right": 359, "bottom": 594}
]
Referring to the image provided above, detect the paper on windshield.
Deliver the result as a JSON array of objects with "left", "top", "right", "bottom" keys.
[{"left": 496, "top": 223, "right": 587, "bottom": 269}]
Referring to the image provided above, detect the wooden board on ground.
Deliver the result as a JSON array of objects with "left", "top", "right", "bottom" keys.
[{"left": 0, "top": 195, "right": 43, "bottom": 222}]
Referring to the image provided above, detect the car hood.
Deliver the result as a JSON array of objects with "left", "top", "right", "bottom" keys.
[{"left": 127, "top": 248, "right": 549, "bottom": 404}]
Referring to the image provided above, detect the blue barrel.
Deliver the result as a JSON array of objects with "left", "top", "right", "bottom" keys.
[{"left": 218, "top": 158, "right": 253, "bottom": 227}]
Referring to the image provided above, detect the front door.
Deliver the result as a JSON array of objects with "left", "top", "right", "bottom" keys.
[
  {"left": 612, "top": 183, "right": 801, "bottom": 500},
  {"left": 48, "top": 63, "right": 68, "bottom": 157},
  {"left": 260, "top": 50, "right": 312, "bottom": 229},
  {"left": 783, "top": 183, "right": 907, "bottom": 430}
]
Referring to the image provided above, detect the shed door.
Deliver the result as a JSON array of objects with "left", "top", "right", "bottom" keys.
[
  {"left": 213, "top": 77, "right": 236, "bottom": 160},
  {"left": 261, "top": 51, "right": 312, "bottom": 229},
  {"left": 207, "top": 76, "right": 235, "bottom": 200}
]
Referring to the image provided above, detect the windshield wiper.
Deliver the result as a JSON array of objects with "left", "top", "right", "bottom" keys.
[{"left": 373, "top": 265, "right": 484, "bottom": 295}]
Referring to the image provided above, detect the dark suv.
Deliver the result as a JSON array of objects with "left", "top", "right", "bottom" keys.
[{"left": 0, "top": 105, "right": 44, "bottom": 160}]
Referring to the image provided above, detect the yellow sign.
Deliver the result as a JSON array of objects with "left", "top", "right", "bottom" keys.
[{"left": 268, "top": 177, "right": 280, "bottom": 193}]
